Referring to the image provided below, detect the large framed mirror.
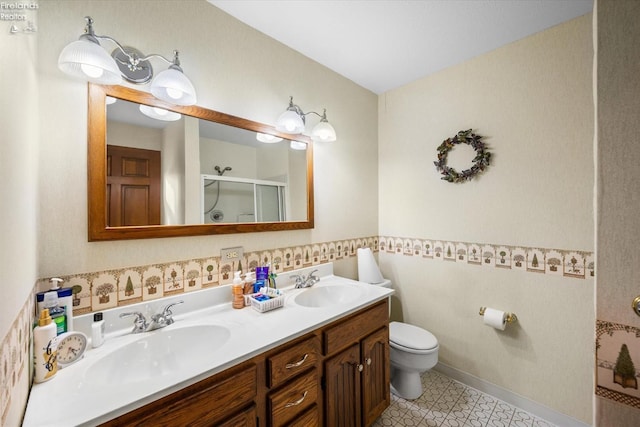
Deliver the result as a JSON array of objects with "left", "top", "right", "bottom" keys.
[{"left": 88, "top": 84, "right": 314, "bottom": 241}]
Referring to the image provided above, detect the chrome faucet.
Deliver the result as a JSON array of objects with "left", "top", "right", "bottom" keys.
[
  {"left": 150, "top": 300, "right": 184, "bottom": 329},
  {"left": 293, "top": 269, "right": 320, "bottom": 288},
  {"left": 119, "top": 311, "right": 148, "bottom": 334},
  {"left": 120, "top": 300, "right": 184, "bottom": 333}
]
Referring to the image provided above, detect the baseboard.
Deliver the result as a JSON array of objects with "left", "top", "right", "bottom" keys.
[{"left": 434, "top": 362, "right": 591, "bottom": 427}]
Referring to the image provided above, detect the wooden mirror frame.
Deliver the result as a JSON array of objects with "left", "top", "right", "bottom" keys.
[{"left": 88, "top": 84, "right": 314, "bottom": 241}]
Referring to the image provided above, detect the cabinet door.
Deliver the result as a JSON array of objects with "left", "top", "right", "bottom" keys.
[
  {"left": 217, "top": 404, "right": 257, "bottom": 427},
  {"left": 361, "top": 327, "right": 390, "bottom": 427},
  {"left": 324, "top": 344, "right": 361, "bottom": 427}
]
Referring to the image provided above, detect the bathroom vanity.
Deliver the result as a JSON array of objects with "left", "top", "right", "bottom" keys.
[{"left": 23, "top": 265, "right": 393, "bottom": 426}]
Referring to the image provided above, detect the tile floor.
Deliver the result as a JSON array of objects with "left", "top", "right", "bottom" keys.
[{"left": 374, "top": 370, "right": 556, "bottom": 427}]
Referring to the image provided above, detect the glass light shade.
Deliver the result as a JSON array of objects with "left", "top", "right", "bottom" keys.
[
  {"left": 276, "top": 110, "right": 305, "bottom": 134},
  {"left": 58, "top": 38, "right": 121, "bottom": 85},
  {"left": 290, "top": 141, "right": 307, "bottom": 150},
  {"left": 139, "top": 104, "right": 182, "bottom": 121},
  {"left": 311, "top": 120, "right": 337, "bottom": 142},
  {"left": 256, "top": 133, "right": 283, "bottom": 143},
  {"left": 150, "top": 68, "right": 197, "bottom": 106}
]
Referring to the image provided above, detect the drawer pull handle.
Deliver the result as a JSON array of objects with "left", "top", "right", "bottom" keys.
[
  {"left": 285, "top": 353, "right": 309, "bottom": 369},
  {"left": 285, "top": 390, "right": 308, "bottom": 408}
]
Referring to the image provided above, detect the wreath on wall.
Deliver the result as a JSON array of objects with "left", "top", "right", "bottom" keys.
[{"left": 434, "top": 129, "right": 491, "bottom": 183}]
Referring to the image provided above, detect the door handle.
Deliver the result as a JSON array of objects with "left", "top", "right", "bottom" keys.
[{"left": 633, "top": 296, "right": 640, "bottom": 317}]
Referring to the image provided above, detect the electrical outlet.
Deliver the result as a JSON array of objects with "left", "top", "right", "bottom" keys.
[{"left": 221, "top": 246, "right": 243, "bottom": 262}]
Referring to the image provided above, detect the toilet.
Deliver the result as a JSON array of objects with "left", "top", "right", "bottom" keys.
[{"left": 357, "top": 248, "right": 439, "bottom": 400}]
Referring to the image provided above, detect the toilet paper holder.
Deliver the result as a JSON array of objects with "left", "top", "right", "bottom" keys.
[{"left": 479, "top": 307, "right": 517, "bottom": 323}]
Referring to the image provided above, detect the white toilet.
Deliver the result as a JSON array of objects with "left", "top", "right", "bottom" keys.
[{"left": 357, "top": 248, "right": 439, "bottom": 400}]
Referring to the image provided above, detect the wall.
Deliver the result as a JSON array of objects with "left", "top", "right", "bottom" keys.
[
  {"left": 378, "top": 14, "right": 594, "bottom": 424},
  {"left": 0, "top": 5, "right": 39, "bottom": 425},
  {"left": 2, "top": 0, "right": 377, "bottom": 423},
  {"left": 595, "top": 0, "right": 640, "bottom": 424}
]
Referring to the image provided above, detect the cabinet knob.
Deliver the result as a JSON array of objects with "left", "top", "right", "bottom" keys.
[
  {"left": 358, "top": 364, "right": 364, "bottom": 372},
  {"left": 284, "top": 390, "right": 308, "bottom": 408},
  {"left": 285, "top": 353, "right": 309, "bottom": 369},
  {"left": 366, "top": 358, "right": 372, "bottom": 366}
]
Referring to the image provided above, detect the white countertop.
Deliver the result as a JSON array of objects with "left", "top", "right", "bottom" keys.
[{"left": 23, "top": 264, "right": 393, "bottom": 426}]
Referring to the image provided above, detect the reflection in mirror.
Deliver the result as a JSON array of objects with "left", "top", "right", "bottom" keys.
[{"left": 88, "top": 84, "right": 314, "bottom": 240}]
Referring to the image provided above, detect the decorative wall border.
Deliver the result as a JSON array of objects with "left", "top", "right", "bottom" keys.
[
  {"left": 34, "top": 236, "right": 594, "bottom": 320},
  {"left": 1, "top": 290, "right": 34, "bottom": 425},
  {"left": 596, "top": 320, "right": 640, "bottom": 409},
  {"left": 378, "top": 236, "right": 594, "bottom": 280},
  {"left": 35, "top": 236, "right": 382, "bottom": 317}
]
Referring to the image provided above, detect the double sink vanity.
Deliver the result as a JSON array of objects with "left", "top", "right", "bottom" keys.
[{"left": 24, "top": 264, "right": 393, "bottom": 426}]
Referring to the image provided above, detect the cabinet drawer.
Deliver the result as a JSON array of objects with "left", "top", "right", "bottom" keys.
[
  {"left": 268, "top": 369, "right": 318, "bottom": 426},
  {"left": 217, "top": 404, "right": 257, "bottom": 427},
  {"left": 323, "top": 300, "right": 388, "bottom": 355},
  {"left": 268, "top": 335, "right": 319, "bottom": 388}
]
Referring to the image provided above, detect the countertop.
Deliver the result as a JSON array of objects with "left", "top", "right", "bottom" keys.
[{"left": 23, "top": 264, "right": 393, "bottom": 426}]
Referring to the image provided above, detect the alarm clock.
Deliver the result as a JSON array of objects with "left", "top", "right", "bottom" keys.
[{"left": 56, "top": 331, "right": 88, "bottom": 368}]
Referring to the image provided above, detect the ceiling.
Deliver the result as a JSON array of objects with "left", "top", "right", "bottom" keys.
[{"left": 209, "top": 0, "right": 593, "bottom": 94}]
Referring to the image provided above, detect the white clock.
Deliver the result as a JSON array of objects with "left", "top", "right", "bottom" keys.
[{"left": 56, "top": 331, "right": 88, "bottom": 368}]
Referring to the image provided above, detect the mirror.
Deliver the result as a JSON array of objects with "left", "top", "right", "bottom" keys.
[{"left": 88, "top": 84, "right": 314, "bottom": 240}]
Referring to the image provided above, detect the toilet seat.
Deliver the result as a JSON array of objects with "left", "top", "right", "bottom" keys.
[{"left": 389, "top": 321, "right": 438, "bottom": 353}]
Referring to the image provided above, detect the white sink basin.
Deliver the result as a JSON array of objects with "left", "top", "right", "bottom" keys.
[
  {"left": 84, "top": 324, "right": 230, "bottom": 386},
  {"left": 294, "top": 285, "right": 363, "bottom": 308}
]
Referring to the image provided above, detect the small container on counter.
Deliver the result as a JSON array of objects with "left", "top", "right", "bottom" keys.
[{"left": 91, "top": 312, "right": 105, "bottom": 348}]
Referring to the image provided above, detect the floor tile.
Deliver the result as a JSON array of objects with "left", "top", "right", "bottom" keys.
[{"left": 379, "top": 370, "right": 557, "bottom": 427}]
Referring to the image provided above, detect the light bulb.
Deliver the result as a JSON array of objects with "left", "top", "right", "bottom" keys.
[
  {"left": 165, "top": 87, "right": 184, "bottom": 100},
  {"left": 81, "top": 63, "right": 104, "bottom": 79}
]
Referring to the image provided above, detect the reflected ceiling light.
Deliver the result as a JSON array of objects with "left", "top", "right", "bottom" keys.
[
  {"left": 58, "top": 16, "right": 197, "bottom": 106},
  {"left": 256, "top": 133, "right": 283, "bottom": 143},
  {"left": 275, "top": 96, "right": 337, "bottom": 142},
  {"left": 139, "top": 104, "right": 182, "bottom": 121},
  {"left": 290, "top": 141, "right": 307, "bottom": 151}
]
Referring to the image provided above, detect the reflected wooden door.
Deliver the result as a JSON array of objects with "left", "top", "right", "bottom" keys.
[{"left": 107, "top": 145, "right": 161, "bottom": 226}]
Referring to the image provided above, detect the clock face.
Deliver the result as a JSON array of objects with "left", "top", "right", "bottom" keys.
[{"left": 56, "top": 332, "right": 88, "bottom": 368}]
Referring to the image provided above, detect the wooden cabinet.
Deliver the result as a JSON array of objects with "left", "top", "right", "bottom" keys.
[
  {"left": 323, "top": 300, "right": 390, "bottom": 427},
  {"left": 100, "top": 299, "right": 388, "bottom": 427},
  {"left": 100, "top": 360, "right": 257, "bottom": 427}
]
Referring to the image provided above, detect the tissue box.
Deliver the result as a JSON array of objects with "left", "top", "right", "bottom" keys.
[{"left": 248, "top": 294, "right": 284, "bottom": 313}]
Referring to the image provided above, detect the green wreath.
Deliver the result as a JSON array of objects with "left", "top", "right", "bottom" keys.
[{"left": 434, "top": 129, "right": 491, "bottom": 183}]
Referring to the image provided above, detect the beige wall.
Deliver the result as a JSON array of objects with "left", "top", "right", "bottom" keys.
[
  {"left": 1, "top": 8, "right": 38, "bottom": 425},
  {"left": 378, "top": 14, "right": 594, "bottom": 424},
  {"left": 595, "top": 0, "right": 640, "bottom": 424}
]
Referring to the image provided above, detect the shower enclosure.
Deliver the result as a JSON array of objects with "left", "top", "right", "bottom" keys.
[{"left": 200, "top": 174, "right": 287, "bottom": 224}]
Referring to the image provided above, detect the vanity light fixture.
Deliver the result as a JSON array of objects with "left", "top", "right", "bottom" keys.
[
  {"left": 275, "top": 96, "right": 337, "bottom": 142},
  {"left": 289, "top": 141, "right": 308, "bottom": 151},
  {"left": 139, "top": 105, "right": 182, "bottom": 122},
  {"left": 58, "top": 16, "right": 197, "bottom": 106},
  {"left": 256, "top": 133, "right": 283, "bottom": 143}
]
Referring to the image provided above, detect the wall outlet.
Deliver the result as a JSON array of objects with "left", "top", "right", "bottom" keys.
[{"left": 221, "top": 246, "right": 243, "bottom": 263}]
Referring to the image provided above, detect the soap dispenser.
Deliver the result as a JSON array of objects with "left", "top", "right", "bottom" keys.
[
  {"left": 33, "top": 309, "right": 58, "bottom": 383},
  {"left": 232, "top": 271, "right": 244, "bottom": 309}
]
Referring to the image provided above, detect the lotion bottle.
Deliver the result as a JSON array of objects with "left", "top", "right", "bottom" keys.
[
  {"left": 34, "top": 309, "right": 58, "bottom": 383},
  {"left": 92, "top": 312, "right": 105, "bottom": 348},
  {"left": 232, "top": 271, "right": 244, "bottom": 309}
]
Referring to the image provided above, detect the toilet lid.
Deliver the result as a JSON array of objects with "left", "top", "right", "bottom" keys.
[{"left": 389, "top": 321, "right": 438, "bottom": 351}]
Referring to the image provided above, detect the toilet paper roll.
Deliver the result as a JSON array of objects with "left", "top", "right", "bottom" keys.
[
  {"left": 483, "top": 308, "right": 506, "bottom": 330},
  {"left": 357, "top": 248, "right": 385, "bottom": 284}
]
